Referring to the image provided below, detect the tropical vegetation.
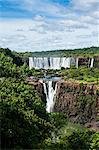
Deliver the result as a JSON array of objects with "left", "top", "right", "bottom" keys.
[{"left": 0, "top": 47, "right": 99, "bottom": 149}]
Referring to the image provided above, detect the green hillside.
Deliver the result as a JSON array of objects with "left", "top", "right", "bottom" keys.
[{"left": 31, "top": 46, "right": 99, "bottom": 57}]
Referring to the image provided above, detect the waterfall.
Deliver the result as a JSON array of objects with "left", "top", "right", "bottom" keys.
[
  {"left": 29, "top": 57, "right": 96, "bottom": 69},
  {"left": 29, "top": 57, "right": 33, "bottom": 69},
  {"left": 90, "top": 58, "right": 94, "bottom": 68},
  {"left": 76, "top": 58, "right": 79, "bottom": 68},
  {"left": 43, "top": 80, "right": 57, "bottom": 113},
  {"left": 50, "top": 57, "right": 61, "bottom": 69},
  {"left": 29, "top": 57, "right": 77, "bottom": 69},
  {"left": 70, "top": 57, "right": 76, "bottom": 66},
  {"left": 65, "top": 57, "right": 71, "bottom": 68},
  {"left": 43, "top": 57, "right": 49, "bottom": 69}
]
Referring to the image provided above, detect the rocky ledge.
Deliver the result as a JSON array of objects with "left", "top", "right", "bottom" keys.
[
  {"left": 54, "top": 80, "right": 99, "bottom": 131},
  {"left": 27, "top": 77, "right": 46, "bottom": 104},
  {"left": 27, "top": 77, "right": 99, "bottom": 131}
]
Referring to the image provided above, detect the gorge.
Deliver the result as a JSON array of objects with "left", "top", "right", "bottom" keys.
[
  {"left": 28, "top": 55, "right": 99, "bottom": 129},
  {"left": 27, "top": 76, "right": 99, "bottom": 131}
]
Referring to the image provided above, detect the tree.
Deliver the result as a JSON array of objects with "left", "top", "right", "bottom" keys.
[{"left": 1, "top": 78, "right": 52, "bottom": 149}]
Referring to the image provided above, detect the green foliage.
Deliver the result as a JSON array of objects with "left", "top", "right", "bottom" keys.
[
  {"left": 64, "top": 131, "right": 93, "bottom": 150},
  {"left": 1, "top": 47, "right": 99, "bottom": 64},
  {"left": 0, "top": 52, "right": 20, "bottom": 78},
  {"left": 0, "top": 48, "right": 24, "bottom": 66},
  {"left": 0, "top": 52, "right": 32, "bottom": 79},
  {"left": 49, "top": 112, "right": 68, "bottom": 129},
  {"left": 0, "top": 49, "right": 52, "bottom": 149},
  {"left": 31, "top": 46, "right": 99, "bottom": 57},
  {"left": 1, "top": 78, "right": 52, "bottom": 149},
  {"left": 61, "top": 67, "right": 99, "bottom": 84},
  {"left": 42, "top": 113, "right": 97, "bottom": 150},
  {"left": 90, "top": 132, "right": 99, "bottom": 150}
]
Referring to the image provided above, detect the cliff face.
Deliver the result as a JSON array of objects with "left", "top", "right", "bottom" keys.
[
  {"left": 78, "top": 56, "right": 99, "bottom": 68},
  {"left": 27, "top": 77, "right": 46, "bottom": 104},
  {"left": 54, "top": 80, "right": 99, "bottom": 126},
  {"left": 27, "top": 77, "right": 99, "bottom": 130},
  {"left": 78, "top": 58, "right": 90, "bottom": 67},
  {"left": 94, "top": 56, "right": 99, "bottom": 68}
]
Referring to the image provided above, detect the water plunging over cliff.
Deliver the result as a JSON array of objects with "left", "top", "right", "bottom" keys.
[
  {"left": 43, "top": 80, "right": 58, "bottom": 112},
  {"left": 29, "top": 57, "right": 34, "bottom": 69},
  {"left": 29, "top": 57, "right": 75, "bottom": 70},
  {"left": 29, "top": 57, "right": 95, "bottom": 69},
  {"left": 76, "top": 58, "right": 79, "bottom": 68},
  {"left": 90, "top": 58, "right": 94, "bottom": 68}
]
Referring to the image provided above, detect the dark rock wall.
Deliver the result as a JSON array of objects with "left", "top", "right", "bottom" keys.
[
  {"left": 54, "top": 80, "right": 99, "bottom": 125},
  {"left": 78, "top": 58, "right": 90, "bottom": 67},
  {"left": 94, "top": 56, "right": 99, "bottom": 68},
  {"left": 27, "top": 77, "right": 99, "bottom": 129},
  {"left": 78, "top": 56, "right": 99, "bottom": 68},
  {"left": 27, "top": 78, "right": 46, "bottom": 104}
]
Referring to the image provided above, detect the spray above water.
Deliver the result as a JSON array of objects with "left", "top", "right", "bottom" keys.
[{"left": 43, "top": 80, "right": 57, "bottom": 113}]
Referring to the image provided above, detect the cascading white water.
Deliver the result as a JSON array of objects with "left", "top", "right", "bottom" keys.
[
  {"left": 90, "top": 58, "right": 94, "bottom": 68},
  {"left": 65, "top": 57, "right": 71, "bottom": 68},
  {"left": 76, "top": 57, "right": 79, "bottom": 68},
  {"left": 29, "top": 57, "right": 96, "bottom": 69},
  {"left": 50, "top": 57, "right": 61, "bottom": 69},
  {"left": 29, "top": 57, "right": 34, "bottom": 69},
  {"left": 43, "top": 80, "right": 57, "bottom": 113},
  {"left": 29, "top": 57, "right": 75, "bottom": 69},
  {"left": 70, "top": 57, "right": 76, "bottom": 66}
]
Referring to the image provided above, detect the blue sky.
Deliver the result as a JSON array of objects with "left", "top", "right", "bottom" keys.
[
  {"left": 0, "top": 0, "right": 99, "bottom": 51},
  {"left": 0, "top": 0, "right": 71, "bottom": 19}
]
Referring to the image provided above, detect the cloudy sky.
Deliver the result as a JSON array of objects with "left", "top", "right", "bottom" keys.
[{"left": 0, "top": 0, "right": 99, "bottom": 52}]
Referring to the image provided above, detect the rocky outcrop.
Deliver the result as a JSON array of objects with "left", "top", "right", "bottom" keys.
[
  {"left": 78, "top": 57, "right": 90, "bottom": 67},
  {"left": 78, "top": 56, "right": 99, "bottom": 68},
  {"left": 94, "top": 56, "right": 99, "bottom": 68},
  {"left": 54, "top": 80, "right": 99, "bottom": 127},
  {"left": 27, "top": 77, "right": 99, "bottom": 130},
  {"left": 27, "top": 77, "right": 46, "bottom": 104}
]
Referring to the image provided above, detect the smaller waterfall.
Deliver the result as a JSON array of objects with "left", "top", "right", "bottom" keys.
[
  {"left": 76, "top": 58, "right": 79, "bottom": 68},
  {"left": 29, "top": 57, "right": 33, "bottom": 69},
  {"left": 70, "top": 57, "right": 76, "bottom": 66},
  {"left": 88, "top": 58, "right": 91, "bottom": 68},
  {"left": 90, "top": 58, "right": 94, "bottom": 68},
  {"left": 43, "top": 80, "right": 57, "bottom": 113},
  {"left": 66, "top": 57, "right": 71, "bottom": 68}
]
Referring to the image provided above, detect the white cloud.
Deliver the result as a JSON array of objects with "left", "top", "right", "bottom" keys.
[
  {"left": 0, "top": 0, "right": 99, "bottom": 51},
  {"left": 0, "top": 16, "right": 98, "bottom": 51},
  {"left": 71, "top": 0, "right": 99, "bottom": 11}
]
